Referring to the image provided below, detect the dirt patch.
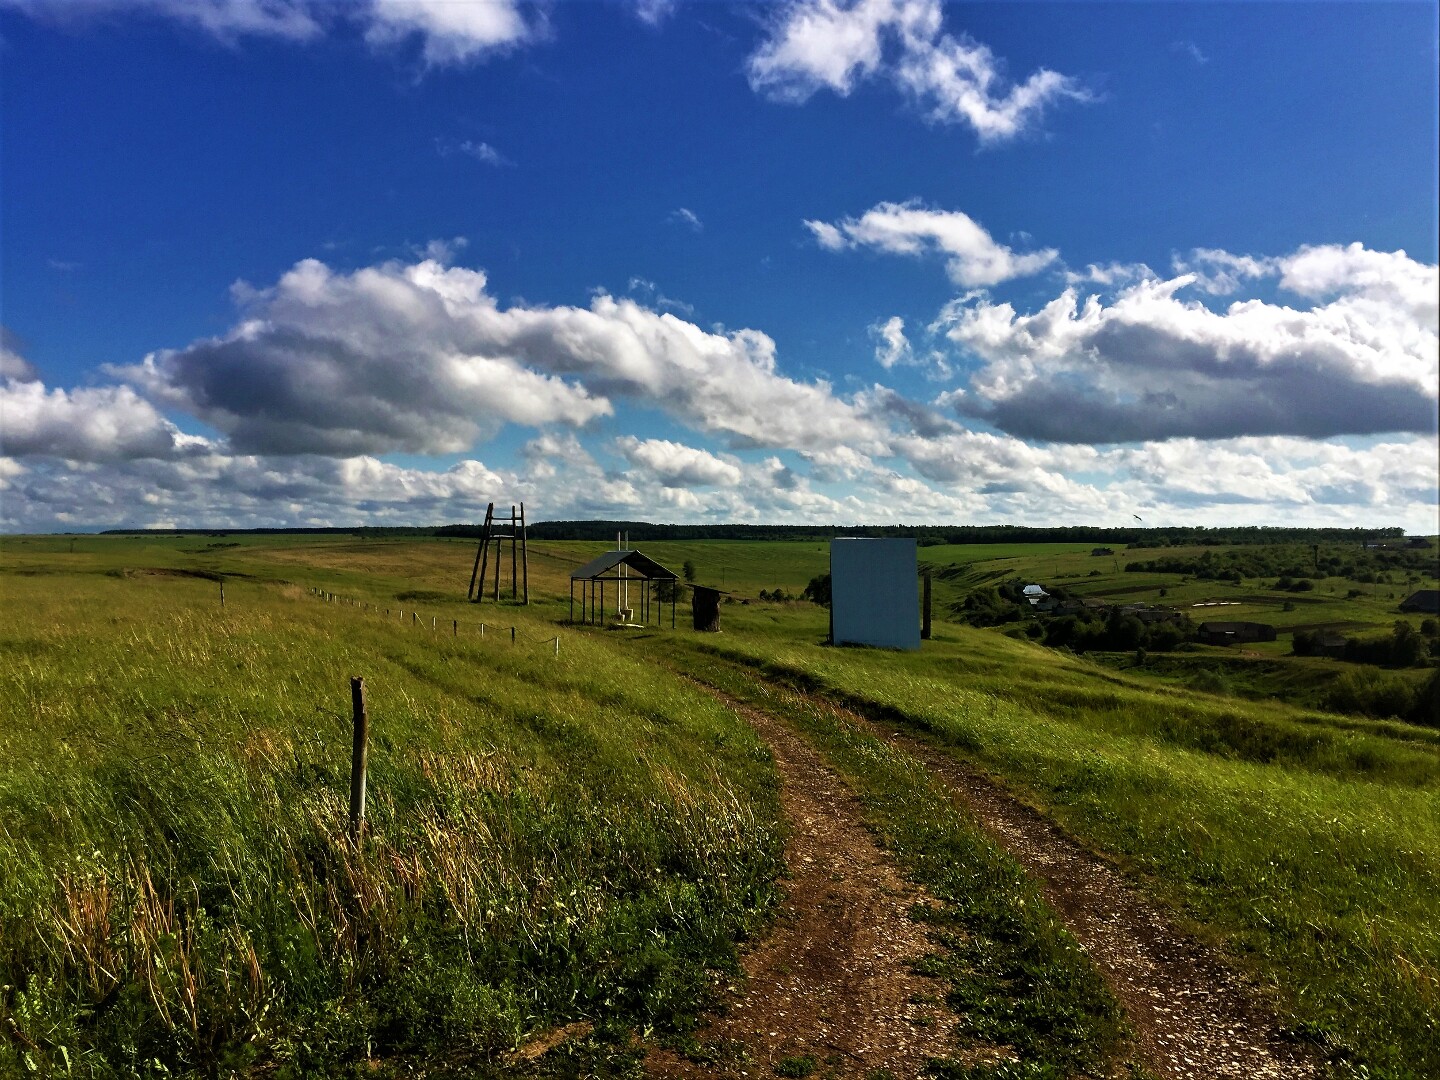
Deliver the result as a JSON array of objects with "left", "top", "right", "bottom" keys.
[
  {"left": 646, "top": 695, "right": 964, "bottom": 1079},
  {"left": 105, "top": 567, "right": 226, "bottom": 581},
  {"left": 816, "top": 698, "right": 1324, "bottom": 1080}
]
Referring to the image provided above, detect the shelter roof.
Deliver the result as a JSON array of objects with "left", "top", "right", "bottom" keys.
[{"left": 570, "top": 549, "right": 678, "bottom": 581}]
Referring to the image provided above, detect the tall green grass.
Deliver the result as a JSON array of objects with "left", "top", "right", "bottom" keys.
[
  {"left": 649, "top": 621, "right": 1440, "bottom": 1080},
  {"left": 0, "top": 573, "right": 782, "bottom": 1076}
]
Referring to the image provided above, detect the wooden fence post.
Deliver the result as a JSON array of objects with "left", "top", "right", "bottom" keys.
[
  {"left": 922, "top": 571, "right": 932, "bottom": 641},
  {"left": 220, "top": 582, "right": 225, "bottom": 608},
  {"left": 348, "top": 677, "right": 369, "bottom": 844},
  {"left": 510, "top": 627, "right": 516, "bottom": 645}
]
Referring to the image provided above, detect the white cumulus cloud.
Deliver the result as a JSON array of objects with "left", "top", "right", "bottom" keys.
[
  {"left": 364, "top": 0, "right": 532, "bottom": 65},
  {"left": 616, "top": 436, "right": 744, "bottom": 487},
  {"left": 749, "top": 0, "right": 1090, "bottom": 142},
  {"left": 806, "top": 201, "right": 1057, "bottom": 286},
  {"left": 112, "top": 253, "right": 884, "bottom": 458},
  {"left": 1, "top": 0, "right": 533, "bottom": 63},
  {"left": 0, "top": 377, "right": 204, "bottom": 462},
  {"left": 938, "top": 244, "right": 1439, "bottom": 443}
]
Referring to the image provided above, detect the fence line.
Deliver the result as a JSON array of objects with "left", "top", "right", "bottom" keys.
[{"left": 305, "top": 587, "right": 562, "bottom": 656}]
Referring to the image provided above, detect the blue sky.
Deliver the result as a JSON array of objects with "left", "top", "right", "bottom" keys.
[{"left": 2, "top": 0, "right": 1437, "bottom": 532}]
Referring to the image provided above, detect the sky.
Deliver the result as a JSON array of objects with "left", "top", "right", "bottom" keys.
[{"left": 1, "top": 0, "right": 1437, "bottom": 533}]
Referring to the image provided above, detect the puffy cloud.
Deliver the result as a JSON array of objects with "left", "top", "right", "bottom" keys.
[
  {"left": 1277, "top": 243, "right": 1438, "bottom": 326},
  {"left": 806, "top": 201, "right": 1056, "bottom": 286},
  {"left": 871, "top": 316, "right": 913, "bottom": 368},
  {"left": 364, "top": 0, "right": 532, "bottom": 65},
  {"left": 1, "top": 426, "right": 1435, "bottom": 534},
  {"left": 115, "top": 260, "right": 609, "bottom": 456},
  {"left": 1101, "top": 436, "right": 1440, "bottom": 515},
  {"left": 0, "top": 377, "right": 204, "bottom": 462},
  {"left": 115, "top": 254, "right": 882, "bottom": 457},
  {"left": 939, "top": 246, "right": 1439, "bottom": 443},
  {"left": 1, "top": 0, "right": 531, "bottom": 62},
  {"left": 1, "top": 331, "right": 38, "bottom": 382},
  {"left": 748, "top": 0, "right": 1089, "bottom": 142},
  {"left": 615, "top": 436, "right": 744, "bottom": 487}
]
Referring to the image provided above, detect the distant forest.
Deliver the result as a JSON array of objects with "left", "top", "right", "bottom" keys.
[{"left": 98, "top": 521, "right": 1417, "bottom": 546}]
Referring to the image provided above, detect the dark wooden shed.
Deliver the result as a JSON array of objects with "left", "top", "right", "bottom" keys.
[{"left": 691, "top": 586, "right": 722, "bottom": 632}]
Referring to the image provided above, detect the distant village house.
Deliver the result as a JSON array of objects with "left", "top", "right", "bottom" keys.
[
  {"left": 1399, "top": 590, "right": 1440, "bottom": 615},
  {"left": 1197, "top": 621, "right": 1277, "bottom": 646}
]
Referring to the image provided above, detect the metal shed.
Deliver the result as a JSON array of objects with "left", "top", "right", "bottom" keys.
[
  {"left": 830, "top": 538, "right": 921, "bottom": 650},
  {"left": 570, "top": 549, "right": 679, "bottom": 628}
]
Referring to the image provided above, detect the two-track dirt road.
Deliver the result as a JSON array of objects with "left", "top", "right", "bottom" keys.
[{"left": 646, "top": 678, "right": 1322, "bottom": 1080}]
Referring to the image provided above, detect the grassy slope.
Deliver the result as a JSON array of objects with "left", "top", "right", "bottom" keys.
[
  {"left": 641, "top": 603, "right": 1440, "bottom": 1080},
  {"left": 6, "top": 535, "right": 1438, "bottom": 1075},
  {"left": 0, "top": 562, "right": 784, "bottom": 1076}
]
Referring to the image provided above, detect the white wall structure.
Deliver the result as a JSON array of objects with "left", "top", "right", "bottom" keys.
[{"left": 830, "top": 538, "right": 921, "bottom": 650}]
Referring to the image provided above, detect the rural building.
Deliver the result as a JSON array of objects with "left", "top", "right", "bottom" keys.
[
  {"left": 1317, "top": 631, "right": 1348, "bottom": 658},
  {"left": 1091, "top": 547, "right": 1114, "bottom": 556},
  {"left": 1022, "top": 584, "right": 1049, "bottom": 605},
  {"left": 1197, "top": 621, "right": 1277, "bottom": 646},
  {"left": 830, "top": 538, "right": 921, "bottom": 650},
  {"left": 691, "top": 586, "right": 722, "bottom": 632},
  {"left": 1399, "top": 590, "right": 1440, "bottom": 614},
  {"left": 1121, "top": 604, "right": 1183, "bottom": 624},
  {"left": 570, "top": 549, "right": 678, "bottom": 627}
]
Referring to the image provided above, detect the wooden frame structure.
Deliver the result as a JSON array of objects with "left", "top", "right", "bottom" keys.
[
  {"left": 569, "top": 549, "right": 678, "bottom": 628},
  {"left": 467, "top": 502, "right": 529, "bottom": 603}
]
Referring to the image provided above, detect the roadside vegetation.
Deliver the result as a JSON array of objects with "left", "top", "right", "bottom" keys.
[{"left": 0, "top": 567, "right": 783, "bottom": 1076}]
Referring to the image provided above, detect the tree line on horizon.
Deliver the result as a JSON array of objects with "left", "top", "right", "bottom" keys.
[{"left": 92, "top": 521, "right": 1416, "bottom": 546}]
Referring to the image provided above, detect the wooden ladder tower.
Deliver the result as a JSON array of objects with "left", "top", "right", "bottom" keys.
[{"left": 467, "top": 502, "right": 528, "bottom": 604}]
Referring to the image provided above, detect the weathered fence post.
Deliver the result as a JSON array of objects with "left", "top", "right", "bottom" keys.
[
  {"left": 220, "top": 582, "right": 225, "bottom": 608},
  {"left": 452, "top": 619, "right": 457, "bottom": 637},
  {"left": 348, "top": 677, "right": 369, "bottom": 844},
  {"left": 922, "top": 570, "right": 932, "bottom": 641},
  {"left": 554, "top": 635, "right": 560, "bottom": 657},
  {"left": 510, "top": 626, "right": 516, "bottom": 645}
]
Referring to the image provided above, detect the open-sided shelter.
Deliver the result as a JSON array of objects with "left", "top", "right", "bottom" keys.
[{"left": 570, "top": 549, "right": 679, "bottom": 628}]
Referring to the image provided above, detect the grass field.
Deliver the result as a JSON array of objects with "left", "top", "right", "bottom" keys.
[
  {"left": 3, "top": 533, "right": 1438, "bottom": 1078},
  {"left": 0, "top": 558, "right": 786, "bottom": 1076}
]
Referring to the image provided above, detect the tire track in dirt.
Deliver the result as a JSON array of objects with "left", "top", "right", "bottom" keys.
[
  {"left": 803, "top": 690, "right": 1326, "bottom": 1080},
  {"left": 645, "top": 692, "right": 970, "bottom": 1079}
]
